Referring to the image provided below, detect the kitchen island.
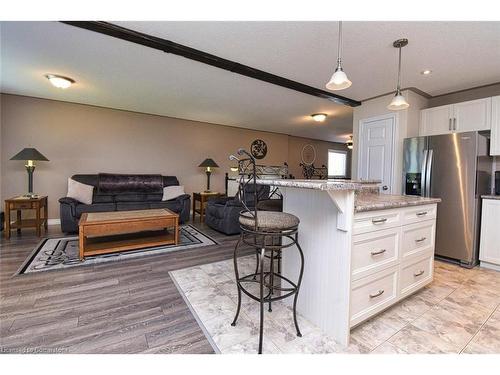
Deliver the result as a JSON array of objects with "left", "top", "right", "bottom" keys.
[{"left": 254, "top": 179, "right": 440, "bottom": 346}]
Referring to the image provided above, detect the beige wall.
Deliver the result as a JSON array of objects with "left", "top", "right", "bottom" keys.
[
  {"left": 427, "top": 83, "right": 500, "bottom": 108},
  {"left": 352, "top": 90, "right": 428, "bottom": 194},
  {"left": 0, "top": 94, "right": 348, "bottom": 219}
]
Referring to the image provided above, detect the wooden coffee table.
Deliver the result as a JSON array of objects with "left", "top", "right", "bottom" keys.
[{"left": 78, "top": 209, "right": 179, "bottom": 260}]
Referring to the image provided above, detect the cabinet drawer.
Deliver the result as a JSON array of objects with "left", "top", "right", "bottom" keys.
[
  {"left": 401, "top": 221, "right": 435, "bottom": 260},
  {"left": 400, "top": 254, "right": 433, "bottom": 297},
  {"left": 353, "top": 209, "right": 402, "bottom": 235},
  {"left": 350, "top": 266, "right": 399, "bottom": 326},
  {"left": 402, "top": 204, "right": 437, "bottom": 225},
  {"left": 352, "top": 227, "right": 400, "bottom": 281},
  {"left": 10, "top": 202, "right": 33, "bottom": 209}
]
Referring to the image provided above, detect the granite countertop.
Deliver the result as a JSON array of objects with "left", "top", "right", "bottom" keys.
[
  {"left": 482, "top": 195, "right": 500, "bottom": 200},
  {"left": 355, "top": 194, "right": 441, "bottom": 213},
  {"left": 253, "top": 178, "right": 380, "bottom": 191}
]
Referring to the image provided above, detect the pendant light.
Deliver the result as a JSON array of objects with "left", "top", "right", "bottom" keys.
[
  {"left": 346, "top": 135, "right": 353, "bottom": 150},
  {"left": 387, "top": 38, "right": 409, "bottom": 111},
  {"left": 326, "top": 21, "right": 352, "bottom": 91}
]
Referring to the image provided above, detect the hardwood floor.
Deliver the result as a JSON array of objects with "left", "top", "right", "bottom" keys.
[{"left": 0, "top": 223, "right": 246, "bottom": 354}]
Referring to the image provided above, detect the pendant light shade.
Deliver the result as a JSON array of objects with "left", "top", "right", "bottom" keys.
[
  {"left": 326, "top": 21, "right": 352, "bottom": 91},
  {"left": 387, "top": 38, "right": 409, "bottom": 111},
  {"left": 387, "top": 89, "right": 410, "bottom": 111}
]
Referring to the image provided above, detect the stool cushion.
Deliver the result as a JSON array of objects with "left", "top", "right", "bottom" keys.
[{"left": 239, "top": 211, "right": 299, "bottom": 230}]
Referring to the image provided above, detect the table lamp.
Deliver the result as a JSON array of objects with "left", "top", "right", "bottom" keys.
[
  {"left": 10, "top": 148, "right": 49, "bottom": 198},
  {"left": 198, "top": 158, "right": 219, "bottom": 192}
]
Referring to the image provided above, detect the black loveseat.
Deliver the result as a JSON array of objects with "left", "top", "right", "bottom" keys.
[{"left": 59, "top": 174, "right": 190, "bottom": 233}]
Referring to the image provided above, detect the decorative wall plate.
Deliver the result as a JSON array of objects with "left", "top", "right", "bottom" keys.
[
  {"left": 250, "top": 139, "right": 267, "bottom": 159},
  {"left": 301, "top": 144, "right": 316, "bottom": 166}
]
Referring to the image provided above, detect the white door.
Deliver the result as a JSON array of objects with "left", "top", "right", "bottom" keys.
[
  {"left": 358, "top": 114, "right": 396, "bottom": 194},
  {"left": 453, "top": 98, "right": 492, "bottom": 132},
  {"left": 419, "top": 105, "right": 452, "bottom": 136},
  {"left": 479, "top": 199, "right": 500, "bottom": 266}
]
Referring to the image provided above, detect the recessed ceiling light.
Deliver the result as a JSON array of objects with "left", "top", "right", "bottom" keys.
[
  {"left": 45, "top": 74, "right": 75, "bottom": 89},
  {"left": 421, "top": 69, "right": 432, "bottom": 76},
  {"left": 311, "top": 113, "right": 327, "bottom": 122}
]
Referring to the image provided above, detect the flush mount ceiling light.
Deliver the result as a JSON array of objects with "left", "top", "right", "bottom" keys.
[
  {"left": 421, "top": 69, "right": 432, "bottom": 75},
  {"left": 387, "top": 38, "right": 410, "bottom": 111},
  {"left": 311, "top": 113, "right": 327, "bottom": 122},
  {"left": 44, "top": 74, "right": 75, "bottom": 89},
  {"left": 326, "top": 21, "right": 352, "bottom": 91},
  {"left": 346, "top": 135, "right": 353, "bottom": 149}
]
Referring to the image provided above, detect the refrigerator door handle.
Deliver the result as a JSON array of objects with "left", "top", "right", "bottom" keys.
[
  {"left": 421, "top": 149, "right": 428, "bottom": 197},
  {"left": 425, "top": 149, "right": 433, "bottom": 197}
]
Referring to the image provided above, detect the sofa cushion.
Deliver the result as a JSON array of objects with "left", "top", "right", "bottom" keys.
[
  {"left": 67, "top": 178, "right": 94, "bottom": 205},
  {"left": 75, "top": 203, "right": 116, "bottom": 218},
  {"left": 98, "top": 173, "right": 163, "bottom": 194},
  {"left": 116, "top": 202, "right": 150, "bottom": 211},
  {"left": 162, "top": 186, "right": 185, "bottom": 201},
  {"left": 92, "top": 194, "right": 114, "bottom": 203},
  {"left": 150, "top": 201, "right": 182, "bottom": 212}
]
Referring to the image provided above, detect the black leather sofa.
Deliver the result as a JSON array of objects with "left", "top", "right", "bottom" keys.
[
  {"left": 205, "top": 185, "right": 270, "bottom": 235},
  {"left": 59, "top": 174, "right": 190, "bottom": 233}
]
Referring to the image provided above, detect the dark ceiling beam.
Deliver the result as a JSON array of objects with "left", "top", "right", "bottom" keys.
[{"left": 61, "top": 21, "right": 361, "bottom": 107}]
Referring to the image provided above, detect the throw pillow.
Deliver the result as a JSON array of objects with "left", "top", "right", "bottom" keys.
[
  {"left": 162, "top": 185, "right": 185, "bottom": 201},
  {"left": 67, "top": 178, "right": 94, "bottom": 205}
]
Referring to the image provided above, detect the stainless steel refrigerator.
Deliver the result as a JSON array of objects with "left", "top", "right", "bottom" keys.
[{"left": 403, "top": 132, "right": 493, "bottom": 267}]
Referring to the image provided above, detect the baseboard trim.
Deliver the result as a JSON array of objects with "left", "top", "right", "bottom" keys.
[{"left": 47, "top": 219, "right": 61, "bottom": 226}]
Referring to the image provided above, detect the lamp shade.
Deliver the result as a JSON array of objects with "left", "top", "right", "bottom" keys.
[
  {"left": 10, "top": 148, "right": 49, "bottom": 161},
  {"left": 198, "top": 158, "right": 219, "bottom": 168}
]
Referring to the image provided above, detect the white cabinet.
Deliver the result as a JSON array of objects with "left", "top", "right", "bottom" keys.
[
  {"left": 491, "top": 96, "right": 500, "bottom": 156},
  {"left": 350, "top": 204, "right": 437, "bottom": 327},
  {"left": 454, "top": 98, "right": 491, "bottom": 132},
  {"left": 420, "top": 105, "right": 452, "bottom": 136},
  {"left": 479, "top": 198, "right": 500, "bottom": 270},
  {"left": 420, "top": 98, "right": 492, "bottom": 136}
]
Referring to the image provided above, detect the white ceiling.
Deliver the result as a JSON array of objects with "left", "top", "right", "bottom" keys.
[{"left": 1, "top": 21, "right": 500, "bottom": 142}]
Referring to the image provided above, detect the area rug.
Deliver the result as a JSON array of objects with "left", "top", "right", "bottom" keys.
[
  {"left": 18, "top": 225, "right": 217, "bottom": 274},
  {"left": 169, "top": 256, "right": 365, "bottom": 354}
]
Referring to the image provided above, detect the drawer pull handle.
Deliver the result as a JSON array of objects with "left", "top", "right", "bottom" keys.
[
  {"left": 415, "top": 237, "right": 427, "bottom": 243},
  {"left": 369, "top": 289, "right": 385, "bottom": 298},
  {"left": 372, "top": 218, "right": 388, "bottom": 224},
  {"left": 416, "top": 211, "right": 428, "bottom": 217},
  {"left": 414, "top": 270, "right": 425, "bottom": 277},
  {"left": 371, "top": 249, "right": 387, "bottom": 256}
]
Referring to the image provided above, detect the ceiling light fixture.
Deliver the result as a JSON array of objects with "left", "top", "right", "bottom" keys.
[
  {"left": 346, "top": 135, "right": 353, "bottom": 150},
  {"left": 45, "top": 74, "right": 75, "bottom": 89},
  {"left": 326, "top": 21, "right": 352, "bottom": 91},
  {"left": 311, "top": 113, "right": 327, "bottom": 122},
  {"left": 421, "top": 69, "right": 432, "bottom": 75},
  {"left": 387, "top": 39, "right": 410, "bottom": 111}
]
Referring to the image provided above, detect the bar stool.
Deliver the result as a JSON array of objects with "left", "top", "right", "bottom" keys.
[{"left": 229, "top": 149, "right": 304, "bottom": 354}]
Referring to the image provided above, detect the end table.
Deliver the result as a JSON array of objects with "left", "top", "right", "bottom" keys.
[
  {"left": 192, "top": 192, "right": 223, "bottom": 223},
  {"left": 4, "top": 196, "right": 48, "bottom": 238}
]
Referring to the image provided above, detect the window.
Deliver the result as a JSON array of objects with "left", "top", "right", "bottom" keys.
[{"left": 328, "top": 149, "right": 347, "bottom": 178}]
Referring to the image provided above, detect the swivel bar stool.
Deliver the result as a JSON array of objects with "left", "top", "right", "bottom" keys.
[{"left": 229, "top": 149, "right": 304, "bottom": 354}]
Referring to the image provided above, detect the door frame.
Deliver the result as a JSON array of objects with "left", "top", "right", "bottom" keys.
[{"left": 357, "top": 113, "right": 398, "bottom": 193}]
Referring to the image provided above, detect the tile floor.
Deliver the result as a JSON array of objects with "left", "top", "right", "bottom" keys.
[{"left": 170, "top": 257, "right": 500, "bottom": 354}]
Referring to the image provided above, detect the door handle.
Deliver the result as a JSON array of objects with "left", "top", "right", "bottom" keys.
[
  {"left": 416, "top": 211, "right": 428, "bottom": 217},
  {"left": 415, "top": 237, "right": 427, "bottom": 243},
  {"left": 448, "top": 118, "right": 452, "bottom": 131},
  {"left": 371, "top": 249, "right": 387, "bottom": 256},
  {"left": 414, "top": 270, "right": 425, "bottom": 277},
  {"left": 369, "top": 289, "right": 385, "bottom": 298},
  {"left": 453, "top": 117, "right": 457, "bottom": 131},
  {"left": 372, "top": 218, "right": 388, "bottom": 224}
]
